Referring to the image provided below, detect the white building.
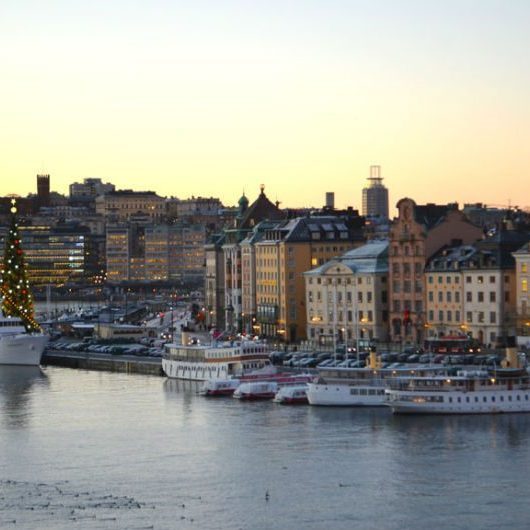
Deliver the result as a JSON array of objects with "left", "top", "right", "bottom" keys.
[{"left": 303, "top": 241, "right": 389, "bottom": 349}]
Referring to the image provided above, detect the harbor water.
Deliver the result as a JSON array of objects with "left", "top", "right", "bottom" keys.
[{"left": 1, "top": 366, "right": 529, "bottom": 530}]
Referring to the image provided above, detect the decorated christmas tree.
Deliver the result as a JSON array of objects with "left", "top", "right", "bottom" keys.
[{"left": 1, "top": 198, "right": 40, "bottom": 332}]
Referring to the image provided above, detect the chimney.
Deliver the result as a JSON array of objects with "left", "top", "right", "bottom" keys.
[{"left": 325, "top": 192, "right": 335, "bottom": 209}]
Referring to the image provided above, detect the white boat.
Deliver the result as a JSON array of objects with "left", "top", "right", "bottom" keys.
[
  {"left": 273, "top": 384, "right": 308, "bottom": 405},
  {"left": 385, "top": 349, "right": 530, "bottom": 414},
  {"left": 199, "top": 378, "right": 241, "bottom": 396},
  {"left": 233, "top": 381, "right": 279, "bottom": 400},
  {"left": 307, "top": 350, "right": 445, "bottom": 407},
  {"left": 199, "top": 372, "right": 312, "bottom": 397},
  {"left": 0, "top": 317, "right": 49, "bottom": 366},
  {"left": 162, "top": 331, "right": 274, "bottom": 381}
]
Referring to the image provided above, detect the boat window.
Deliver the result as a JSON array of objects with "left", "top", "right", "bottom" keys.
[
  {"left": 474, "top": 397, "right": 478, "bottom": 402},
  {"left": 508, "top": 396, "right": 512, "bottom": 401},
  {"left": 517, "top": 395, "right": 521, "bottom": 401},
  {"left": 491, "top": 396, "right": 495, "bottom": 402},
  {"left": 526, "top": 395, "right": 529, "bottom": 401},
  {"left": 483, "top": 396, "right": 487, "bottom": 402},
  {"left": 449, "top": 397, "right": 453, "bottom": 403},
  {"left": 466, "top": 397, "right": 470, "bottom": 403},
  {"left": 500, "top": 396, "right": 504, "bottom": 402}
]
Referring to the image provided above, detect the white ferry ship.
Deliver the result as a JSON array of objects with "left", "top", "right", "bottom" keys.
[
  {"left": 0, "top": 317, "right": 49, "bottom": 366},
  {"left": 162, "top": 331, "right": 274, "bottom": 381},
  {"left": 307, "top": 350, "right": 445, "bottom": 407},
  {"left": 385, "top": 349, "right": 530, "bottom": 414}
]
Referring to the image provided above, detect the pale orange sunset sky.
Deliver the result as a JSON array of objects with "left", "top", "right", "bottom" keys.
[{"left": 1, "top": 0, "right": 529, "bottom": 212}]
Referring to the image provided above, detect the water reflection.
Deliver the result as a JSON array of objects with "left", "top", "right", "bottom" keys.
[{"left": 0, "top": 366, "right": 48, "bottom": 428}]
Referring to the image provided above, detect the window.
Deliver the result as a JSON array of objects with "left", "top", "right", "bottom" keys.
[
  {"left": 490, "top": 312, "right": 496, "bottom": 324},
  {"left": 428, "top": 291, "right": 434, "bottom": 302},
  {"left": 466, "top": 292, "right": 472, "bottom": 302},
  {"left": 447, "top": 310, "right": 452, "bottom": 322},
  {"left": 466, "top": 276, "right": 471, "bottom": 283},
  {"left": 490, "top": 291, "right": 496, "bottom": 302},
  {"left": 367, "top": 292, "right": 372, "bottom": 303},
  {"left": 478, "top": 312, "right": 484, "bottom": 323},
  {"left": 478, "top": 276, "right": 484, "bottom": 284},
  {"left": 455, "top": 292, "right": 460, "bottom": 303},
  {"left": 393, "top": 281, "right": 401, "bottom": 293},
  {"left": 415, "top": 301, "right": 422, "bottom": 312},
  {"left": 446, "top": 276, "right": 452, "bottom": 284},
  {"left": 438, "top": 291, "right": 443, "bottom": 302},
  {"left": 392, "top": 264, "right": 400, "bottom": 275},
  {"left": 446, "top": 292, "right": 452, "bottom": 303},
  {"left": 428, "top": 276, "right": 433, "bottom": 284},
  {"left": 478, "top": 292, "right": 484, "bottom": 303},
  {"left": 393, "top": 300, "right": 401, "bottom": 312},
  {"left": 455, "top": 311, "right": 460, "bottom": 322},
  {"left": 438, "top": 310, "right": 443, "bottom": 321},
  {"left": 466, "top": 311, "right": 473, "bottom": 323},
  {"left": 489, "top": 276, "right": 496, "bottom": 283},
  {"left": 523, "top": 279, "right": 528, "bottom": 293},
  {"left": 404, "top": 281, "right": 411, "bottom": 293},
  {"left": 437, "top": 276, "right": 443, "bottom": 284},
  {"left": 522, "top": 263, "right": 528, "bottom": 273}
]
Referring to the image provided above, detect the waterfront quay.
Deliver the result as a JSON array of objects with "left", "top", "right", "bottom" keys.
[{"left": 42, "top": 349, "right": 163, "bottom": 376}]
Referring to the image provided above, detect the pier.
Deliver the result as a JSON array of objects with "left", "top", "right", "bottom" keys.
[{"left": 42, "top": 350, "right": 164, "bottom": 376}]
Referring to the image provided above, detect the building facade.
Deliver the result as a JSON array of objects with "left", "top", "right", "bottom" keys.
[
  {"left": 388, "top": 198, "right": 483, "bottom": 345},
  {"left": 304, "top": 241, "right": 389, "bottom": 348}
]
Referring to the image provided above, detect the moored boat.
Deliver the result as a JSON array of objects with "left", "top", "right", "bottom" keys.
[
  {"left": 199, "top": 378, "right": 241, "bottom": 396},
  {"left": 273, "top": 384, "right": 308, "bottom": 405},
  {"left": 307, "top": 349, "right": 444, "bottom": 407},
  {"left": 385, "top": 348, "right": 529, "bottom": 414},
  {"left": 233, "top": 381, "right": 279, "bottom": 400},
  {"left": 162, "top": 332, "right": 274, "bottom": 381}
]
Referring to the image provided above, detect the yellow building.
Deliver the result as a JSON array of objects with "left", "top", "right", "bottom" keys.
[{"left": 255, "top": 216, "right": 365, "bottom": 343}]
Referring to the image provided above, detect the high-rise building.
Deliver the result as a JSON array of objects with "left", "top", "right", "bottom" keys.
[{"left": 362, "top": 165, "right": 389, "bottom": 219}]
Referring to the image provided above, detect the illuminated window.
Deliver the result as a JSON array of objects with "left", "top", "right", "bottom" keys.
[{"left": 523, "top": 279, "right": 528, "bottom": 293}]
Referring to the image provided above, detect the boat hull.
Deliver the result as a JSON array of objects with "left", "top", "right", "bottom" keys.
[
  {"left": 0, "top": 333, "right": 49, "bottom": 366},
  {"left": 162, "top": 359, "right": 231, "bottom": 381},
  {"left": 306, "top": 382, "right": 387, "bottom": 406},
  {"left": 385, "top": 388, "right": 530, "bottom": 414}
]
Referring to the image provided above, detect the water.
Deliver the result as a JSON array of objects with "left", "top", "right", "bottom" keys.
[{"left": 1, "top": 367, "right": 529, "bottom": 530}]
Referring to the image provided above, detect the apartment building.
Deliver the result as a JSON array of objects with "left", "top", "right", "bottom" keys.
[
  {"left": 304, "top": 241, "right": 389, "bottom": 348},
  {"left": 388, "top": 198, "right": 483, "bottom": 345}
]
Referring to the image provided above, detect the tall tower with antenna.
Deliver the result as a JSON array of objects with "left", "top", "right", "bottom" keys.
[{"left": 362, "top": 165, "right": 389, "bottom": 219}]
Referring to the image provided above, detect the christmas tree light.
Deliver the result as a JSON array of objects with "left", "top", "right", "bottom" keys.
[{"left": 1, "top": 198, "right": 40, "bottom": 332}]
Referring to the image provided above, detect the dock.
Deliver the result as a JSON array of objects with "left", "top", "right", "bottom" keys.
[{"left": 42, "top": 349, "right": 164, "bottom": 376}]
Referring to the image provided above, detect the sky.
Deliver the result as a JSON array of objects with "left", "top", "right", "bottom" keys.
[{"left": 1, "top": 0, "right": 530, "bottom": 213}]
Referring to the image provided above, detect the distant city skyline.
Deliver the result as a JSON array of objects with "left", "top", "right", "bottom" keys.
[{"left": 1, "top": 1, "right": 530, "bottom": 210}]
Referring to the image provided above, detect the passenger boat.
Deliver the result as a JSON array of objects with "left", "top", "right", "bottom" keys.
[
  {"left": 306, "top": 350, "right": 445, "bottom": 407},
  {"left": 162, "top": 331, "right": 274, "bottom": 381},
  {"left": 233, "top": 381, "right": 279, "bottom": 400},
  {"left": 385, "top": 348, "right": 530, "bottom": 414},
  {"left": 273, "top": 384, "right": 309, "bottom": 405},
  {"left": 0, "top": 317, "right": 49, "bottom": 366}
]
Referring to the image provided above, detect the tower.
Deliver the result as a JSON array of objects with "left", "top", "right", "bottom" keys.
[
  {"left": 362, "top": 165, "right": 389, "bottom": 219},
  {"left": 36, "top": 174, "right": 50, "bottom": 208}
]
